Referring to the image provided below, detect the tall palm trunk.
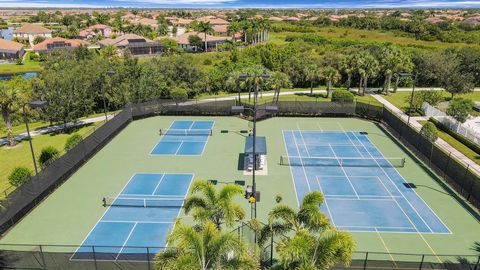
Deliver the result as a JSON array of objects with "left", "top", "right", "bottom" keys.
[
  {"left": 358, "top": 77, "right": 363, "bottom": 95},
  {"left": 393, "top": 75, "right": 400, "bottom": 93},
  {"left": 310, "top": 81, "right": 314, "bottom": 95},
  {"left": 1, "top": 108, "right": 14, "bottom": 146},
  {"left": 204, "top": 32, "right": 208, "bottom": 52},
  {"left": 326, "top": 79, "right": 331, "bottom": 98},
  {"left": 384, "top": 70, "right": 392, "bottom": 95},
  {"left": 363, "top": 76, "right": 368, "bottom": 96}
]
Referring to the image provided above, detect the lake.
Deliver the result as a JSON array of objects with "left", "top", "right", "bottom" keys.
[{"left": 0, "top": 72, "right": 38, "bottom": 80}]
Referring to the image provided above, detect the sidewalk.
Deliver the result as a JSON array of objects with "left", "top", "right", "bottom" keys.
[
  {"left": 371, "top": 94, "right": 480, "bottom": 174},
  {"left": 0, "top": 114, "right": 113, "bottom": 146}
]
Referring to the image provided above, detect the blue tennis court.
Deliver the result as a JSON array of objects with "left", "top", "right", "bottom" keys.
[
  {"left": 151, "top": 120, "right": 214, "bottom": 156},
  {"left": 283, "top": 130, "right": 450, "bottom": 234},
  {"left": 72, "top": 173, "right": 193, "bottom": 261}
]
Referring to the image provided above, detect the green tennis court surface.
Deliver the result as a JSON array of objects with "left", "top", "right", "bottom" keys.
[{"left": 1, "top": 116, "right": 479, "bottom": 258}]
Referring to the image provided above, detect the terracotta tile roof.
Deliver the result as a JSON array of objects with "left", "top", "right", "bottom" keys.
[
  {"left": 268, "top": 16, "right": 283, "bottom": 21},
  {"left": 212, "top": 24, "right": 228, "bottom": 33},
  {"left": 88, "top": 24, "right": 110, "bottom": 30},
  {"left": 98, "top": 34, "right": 153, "bottom": 47},
  {"left": 195, "top": 16, "right": 229, "bottom": 25},
  {"left": 32, "top": 37, "right": 89, "bottom": 51},
  {"left": 172, "top": 31, "right": 230, "bottom": 45},
  {"left": 0, "top": 38, "right": 24, "bottom": 52},
  {"left": 14, "top": 24, "right": 52, "bottom": 34}
]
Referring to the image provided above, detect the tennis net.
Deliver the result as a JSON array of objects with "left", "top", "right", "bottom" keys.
[
  {"left": 159, "top": 129, "right": 213, "bottom": 136},
  {"left": 103, "top": 196, "right": 184, "bottom": 208},
  {"left": 280, "top": 156, "right": 405, "bottom": 167}
]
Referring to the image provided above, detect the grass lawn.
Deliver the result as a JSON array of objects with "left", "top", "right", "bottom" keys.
[
  {"left": 418, "top": 120, "right": 480, "bottom": 166},
  {"left": 382, "top": 91, "right": 480, "bottom": 112},
  {"left": 0, "top": 122, "right": 103, "bottom": 197},
  {"left": 270, "top": 26, "right": 480, "bottom": 49},
  {"left": 0, "top": 53, "right": 42, "bottom": 74}
]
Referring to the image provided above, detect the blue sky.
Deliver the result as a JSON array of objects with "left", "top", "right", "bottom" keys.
[{"left": 1, "top": 0, "right": 480, "bottom": 8}]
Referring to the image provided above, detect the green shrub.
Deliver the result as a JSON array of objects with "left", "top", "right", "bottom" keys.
[
  {"left": 64, "top": 134, "right": 83, "bottom": 151},
  {"left": 420, "top": 122, "right": 438, "bottom": 142},
  {"left": 447, "top": 97, "right": 474, "bottom": 123},
  {"left": 39, "top": 146, "right": 60, "bottom": 168},
  {"left": 170, "top": 87, "right": 188, "bottom": 104},
  {"left": 203, "top": 59, "right": 212, "bottom": 65},
  {"left": 8, "top": 167, "right": 32, "bottom": 187},
  {"left": 331, "top": 90, "right": 354, "bottom": 102},
  {"left": 275, "top": 193, "right": 283, "bottom": 203},
  {"left": 405, "top": 90, "right": 445, "bottom": 112},
  {"left": 430, "top": 118, "right": 480, "bottom": 154}
]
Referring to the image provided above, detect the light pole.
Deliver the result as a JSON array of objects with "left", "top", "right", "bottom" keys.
[
  {"left": 23, "top": 100, "right": 48, "bottom": 175},
  {"left": 232, "top": 73, "right": 276, "bottom": 219},
  {"left": 398, "top": 72, "right": 417, "bottom": 125},
  {"left": 105, "top": 70, "right": 115, "bottom": 122}
]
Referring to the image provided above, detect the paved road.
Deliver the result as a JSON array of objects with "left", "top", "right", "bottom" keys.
[
  {"left": 371, "top": 94, "right": 480, "bottom": 174},
  {"left": 0, "top": 115, "right": 113, "bottom": 146}
]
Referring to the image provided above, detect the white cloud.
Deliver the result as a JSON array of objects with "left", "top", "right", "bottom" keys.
[
  {"left": 114, "top": 0, "right": 236, "bottom": 4},
  {"left": 0, "top": 1, "right": 109, "bottom": 7}
]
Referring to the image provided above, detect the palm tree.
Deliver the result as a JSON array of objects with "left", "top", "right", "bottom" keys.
[
  {"left": 0, "top": 76, "right": 30, "bottom": 146},
  {"left": 155, "top": 220, "right": 259, "bottom": 270},
  {"left": 377, "top": 44, "right": 412, "bottom": 95},
  {"left": 226, "top": 70, "right": 246, "bottom": 102},
  {"left": 239, "top": 20, "right": 251, "bottom": 44},
  {"left": 304, "top": 64, "right": 322, "bottom": 95},
  {"left": 321, "top": 66, "right": 341, "bottom": 98},
  {"left": 267, "top": 71, "right": 291, "bottom": 104},
  {"left": 194, "top": 21, "right": 213, "bottom": 52},
  {"left": 227, "top": 21, "right": 240, "bottom": 42},
  {"left": 349, "top": 50, "right": 379, "bottom": 96},
  {"left": 183, "top": 179, "right": 245, "bottom": 228},
  {"left": 260, "top": 192, "right": 355, "bottom": 270}
]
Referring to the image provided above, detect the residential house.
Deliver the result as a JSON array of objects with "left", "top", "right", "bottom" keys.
[
  {"left": 195, "top": 16, "right": 229, "bottom": 26},
  {"left": 268, "top": 16, "right": 283, "bottom": 21},
  {"left": 424, "top": 16, "right": 446, "bottom": 24},
  {"left": 172, "top": 31, "right": 230, "bottom": 52},
  {"left": 0, "top": 38, "right": 24, "bottom": 61},
  {"left": 98, "top": 34, "right": 163, "bottom": 57},
  {"left": 168, "top": 17, "right": 193, "bottom": 37},
  {"left": 463, "top": 16, "right": 480, "bottom": 26},
  {"left": 130, "top": 17, "right": 158, "bottom": 29},
  {"left": 78, "top": 24, "right": 113, "bottom": 39},
  {"left": 32, "top": 37, "right": 89, "bottom": 52},
  {"left": 13, "top": 24, "right": 52, "bottom": 45}
]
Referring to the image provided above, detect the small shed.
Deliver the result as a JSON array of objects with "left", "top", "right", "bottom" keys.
[{"left": 244, "top": 136, "right": 267, "bottom": 155}]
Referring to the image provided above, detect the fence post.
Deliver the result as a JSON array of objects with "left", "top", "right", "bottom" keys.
[
  {"left": 92, "top": 246, "right": 98, "bottom": 270},
  {"left": 147, "top": 247, "right": 151, "bottom": 270},
  {"left": 39, "top": 245, "right": 46, "bottom": 270},
  {"left": 474, "top": 255, "right": 480, "bottom": 270},
  {"left": 461, "top": 164, "right": 470, "bottom": 194},
  {"left": 444, "top": 152, "right": 452, "bottom": 180},
  {"left": 363, "top": 252, "right": 368, "bottom": 270},
  {"left": 419, "top": 254, "right": 425, "bottom": 270}
]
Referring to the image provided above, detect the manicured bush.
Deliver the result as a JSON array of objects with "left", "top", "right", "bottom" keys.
[
  {"left": 64, "top": 134, "right": 83, "bottom": 151},
  {"left": 38, "top": 146, "right": 60, "bottom": 168},
  {"left": 8, "top": 167, "right": 32, "bottom": 187},
  {"left": 331, "top": 90, "right": 354, "bottom": 102},
  {"left": 430, "top": 118, "right": 480, "bottom": 155},
  {"left": 447, "top": 97, "right": 474, "bottom": 123},
  {"left": 170, "top": 87, "right": 188, "bottom": 104},
  {"left": 420, "top": 122, "right": 438, "bottom": 142}
]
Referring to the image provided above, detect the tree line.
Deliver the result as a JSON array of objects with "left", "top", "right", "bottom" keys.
[{"left": 2, "top": 40, "right": 479, "bottom": 146}]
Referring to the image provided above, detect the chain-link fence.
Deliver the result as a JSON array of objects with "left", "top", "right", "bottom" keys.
[
  {"left": 423, "top": 102, "right": 480, "bottom": 146},
  {"left": 1, "top": 98, "right": 479, "bottom": 270}
]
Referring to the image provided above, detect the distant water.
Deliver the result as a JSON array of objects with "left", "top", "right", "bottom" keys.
[
  {"left": 0, "top": 72, "right": 38, "bottom": 81},
  {"left": 0, "top": 27, "right": 14, "bottom": 41}
]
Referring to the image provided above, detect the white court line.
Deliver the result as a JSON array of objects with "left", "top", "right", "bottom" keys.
[
  {"left": 292, "top": 131, "right": 312, "bottom": 192},
  {"left": 119, "top": 194, "right": 185, "bottom": 197},
  {"left": 151, "top": 174, "right": 166, "bottom": 195},
  {"left": 352, "top": 132, "right": 434, "bottom": 234},
  {"left": 327, "top": 143, "right": 359, "bottom": 199},
  {"left": 345, "top": 131, "right": 366, "bottom": 158},
  {"left": 352, "top": 133, "right": 425, "bottom": 230},
  {"left": 298, "top": 130, "right": 311, "bottom": 157},
  {"left": 282, "top": 131, "right": 301, "bottom": 207},
  {"left": 316, "top": 122, "right": 324, "bottom": 131},
  {"left": 199, "top": 120, "right": 215, "bottom": 156},
  {"left": 315, "top": 176, "right": 336, "bottom": 227},
  {"left": 173, "top": 141, "right": 184, "bottom": 155},
  {"left": 115, "top": 222, "right": 138, "bottom": 260},
  {"left": 70, "top": 173, "right": 139, "bottom": 260}
]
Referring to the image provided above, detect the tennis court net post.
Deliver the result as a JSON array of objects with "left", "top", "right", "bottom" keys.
[{"left": 279, "top": 156, "right": 406, "bottom": 168}]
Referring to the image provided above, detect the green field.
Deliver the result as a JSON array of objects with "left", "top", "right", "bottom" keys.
[
  {"left": 0, "top": 122, "right": 102, "bottom": 196},
  {"left": 0, "top": 53, "right": 42, "bottom": 74},
  {"left": 1, "top": 115, "right": 479, "bottom": 261}
]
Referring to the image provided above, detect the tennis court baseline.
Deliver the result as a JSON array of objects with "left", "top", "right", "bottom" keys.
[
  {"left": 283, "top": 130, "right": 450, "bottom": 234},
  {"left": 151, "top": 120, "right": 214, "bottom": 156},
  {"left": 71, "top": 173, "right": 193, "bottom": 261}
]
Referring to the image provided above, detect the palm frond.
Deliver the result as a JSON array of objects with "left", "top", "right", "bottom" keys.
[
  {"left": 183, "top": 196, "right": 207, "bottom": 214},
  {"left": 218, "top": 184, "right": 244, "bottom": 202},
  {"left": 268, "top": 205, "right": 297, "bottom": 226},
  {"left": 297, "top": 204, "right": 331, "bottom": 232},
  {"left": 190, "top": 179, "right": 217, "bottom": 204},
  {"left": 300, "top": 191, "right": 324, "bottom": 209}
]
